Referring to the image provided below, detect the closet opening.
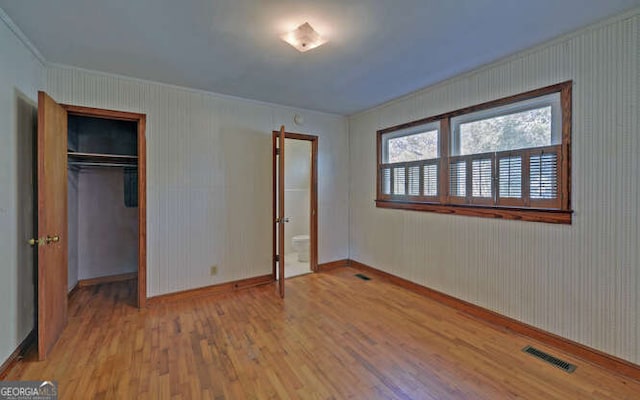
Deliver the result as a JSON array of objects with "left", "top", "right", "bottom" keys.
[{"left": 64, "top": 106, "right": 146, "bottom": 308}]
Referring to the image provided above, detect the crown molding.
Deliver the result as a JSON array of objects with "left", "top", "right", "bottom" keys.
[{"left": 0, "top": 6, "right": 46, "bottom": 65}]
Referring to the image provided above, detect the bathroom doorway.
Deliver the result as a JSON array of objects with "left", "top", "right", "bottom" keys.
[{"left": 272, "top": 130, "right": 318, "bottom": 288}]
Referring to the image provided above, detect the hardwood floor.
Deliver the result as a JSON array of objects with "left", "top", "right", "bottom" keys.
[{"left": 7, "top": 267, "right": 640, "bottom": 399}]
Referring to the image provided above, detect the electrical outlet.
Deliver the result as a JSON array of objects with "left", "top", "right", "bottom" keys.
[{"left": 210, "top": 265, "right": 218, "bottom": 276}]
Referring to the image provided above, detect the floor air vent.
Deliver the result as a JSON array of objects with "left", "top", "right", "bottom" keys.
[
  {"left": 354, "top": 273, "right": 371, "bottom": 281},
  {"left": 522, "top": 345, "right": 576, "bottom": 373}
]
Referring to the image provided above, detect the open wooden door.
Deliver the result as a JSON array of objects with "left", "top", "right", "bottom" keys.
[
  {"left": 273, "top": 126, "right": 287, "bottom": 297},
  {"left": 277, "top": 126, "right": 286, "bottom": 298},
  {"left": 35, "top": 91, "right": 68, "bottom": 360}
]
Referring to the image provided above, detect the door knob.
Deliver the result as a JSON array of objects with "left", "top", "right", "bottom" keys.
[
  {"left": 45, "top": 235, "right": 60, "bottom": 244},
  {"left": 28, "top": 237, "right": 45, "bottom": 246}
]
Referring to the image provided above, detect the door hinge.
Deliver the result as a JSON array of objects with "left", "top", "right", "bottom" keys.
[
  {"left": 274, "top": 255, "right": 280, "bottom": 262},
  {"left": 275, "top": 148, "right": 280, "bottom": 155}
]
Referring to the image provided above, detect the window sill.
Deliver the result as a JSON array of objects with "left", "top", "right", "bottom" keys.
[{"left": 375, "top": 200, "right": 572, "bottom": 224}]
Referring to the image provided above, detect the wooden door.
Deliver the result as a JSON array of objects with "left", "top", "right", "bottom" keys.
[
  {"left": 36, "top": 91, "right": 68, "bottom": 360},
  {"left": 272, "top": 126, "right": 287, "bottom": 298},
  {"left": 277, "top": 126, "right": 286, "bottom": 298}
]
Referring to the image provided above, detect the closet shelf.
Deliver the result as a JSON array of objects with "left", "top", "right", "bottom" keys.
[{"left": 68, "top": 151, "right": 138, "bottom": 166}]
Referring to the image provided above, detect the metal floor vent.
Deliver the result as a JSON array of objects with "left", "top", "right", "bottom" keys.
[
  {"left": 354, "top": 273, "right": 371, "bottom": 281},
  {"left": 522, "top": 345, "right": 576, "bottom": 373}
]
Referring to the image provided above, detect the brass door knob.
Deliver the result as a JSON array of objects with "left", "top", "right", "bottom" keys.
[{"left": 45, "top": 235, "right": 60, "bottom": 244}]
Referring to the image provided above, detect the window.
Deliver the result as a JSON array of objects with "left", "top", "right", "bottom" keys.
[
  {"left": 376, "top": 81, "right": 572, "bottom": 224},
  {"left": 379, "top": 122, "right": 440, "bottom": 200}
]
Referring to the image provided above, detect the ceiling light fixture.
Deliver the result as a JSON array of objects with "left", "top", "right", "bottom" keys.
[{"left": 281, "top": 22, "right": 327, "bottom": 52}]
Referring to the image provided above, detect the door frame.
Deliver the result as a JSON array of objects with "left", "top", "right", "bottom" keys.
[
  {"left": 272, "top": 131, "right": 319, "bottom": 280},
  {"left": 61, "top": 104, "right": 148, "bottom": 308}
]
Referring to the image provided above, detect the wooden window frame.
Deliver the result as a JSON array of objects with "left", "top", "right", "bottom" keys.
[{"left": 375, "top": 81, "right": 573, "bottom": 224}]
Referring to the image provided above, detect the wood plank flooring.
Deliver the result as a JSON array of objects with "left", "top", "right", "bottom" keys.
[{"left": 7, "top": 267, "right": 640, "bottom": 399}]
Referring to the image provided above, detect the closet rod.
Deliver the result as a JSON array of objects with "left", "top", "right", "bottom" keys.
[{"left": 68, "top": 162, "right": 138, "bottom": 168}]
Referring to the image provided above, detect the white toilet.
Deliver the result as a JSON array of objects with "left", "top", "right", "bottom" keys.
[{"left": 291, "top": 235, "right": 310, "bottom": 262}]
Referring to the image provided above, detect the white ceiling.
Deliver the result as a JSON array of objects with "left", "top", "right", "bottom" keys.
[{"left": 1, "top": 0, "right": 638, "bottom": 115}]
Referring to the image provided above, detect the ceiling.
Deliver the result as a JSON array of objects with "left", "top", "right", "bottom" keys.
[{"left": 1, "top": 0, "right": 638, "bottom": 115}]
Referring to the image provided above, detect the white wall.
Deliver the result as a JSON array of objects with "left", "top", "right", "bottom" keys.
[
  {"left": 67, "top": 169, "right": 79, "bottom": 291},
  {"left": 77, "top": 169, "right": 138, "bottom": 280},
  {"left": 349, "top": 10, "right": 640, "bottom": 364},
  {"left": 68, "top": 168, "right": 138, "bottom": 285},
  {"left": 0, "top": 13, "right": 44, "bottom": 365},
  {"left": 284, "top": 139, "right": 311, "bottom": 255},
  {"left": 46, "top": 64, "right": 349, "bottom": 297}
]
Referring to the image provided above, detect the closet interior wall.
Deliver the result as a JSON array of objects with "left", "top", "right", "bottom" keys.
[
  {"left": 67, "top": 115, "right": 138, "bottom": 290},
  {"left": 68, "top": 168, "right": 79, "bottom": 291}
]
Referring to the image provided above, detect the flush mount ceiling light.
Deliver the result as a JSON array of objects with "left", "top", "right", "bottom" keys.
[{"left": 281, "top": 22, "right": 327, "bottom": 52}]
